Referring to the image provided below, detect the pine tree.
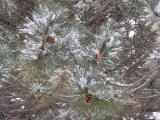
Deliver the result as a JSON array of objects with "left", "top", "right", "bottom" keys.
[{"left": 0, "top": 0, "right": 160, "bottom": 120}]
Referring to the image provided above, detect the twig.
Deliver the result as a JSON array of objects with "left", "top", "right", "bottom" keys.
[
  {"left": 129, "top": 70, "right": 159, "bottom": 94},
  {"left": 10, "top": 9, "right": 28, "bottom": 22},
  {"left": 137, "top": 93, "right": 160, "bottom": 99},
  {"left": 126, "top": 65, "right": 160, "bottom": 91},
  {"left": 143, "top": 0, "right": 157, "bottom": 17}
]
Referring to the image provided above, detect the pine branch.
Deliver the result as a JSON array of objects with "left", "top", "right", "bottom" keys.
[
  {"left": 128, "top": 67, "right": 160, "bottom": 94},
  {"left": 85, "top": 0, "right": 113, "bottom": 27},
  {"left": 126, "top": 65, "right": 160, "bottom": 91}
]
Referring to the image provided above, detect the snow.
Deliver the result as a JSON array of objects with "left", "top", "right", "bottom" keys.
[
  {"left": 121, "top": 112, "right": 160, "bottom": 120},
  {"left": 51, "top": 14, "right": 56, "bottom": 21},
  {"left": 56, "top": 108, "right": 86, "bottom": 120},
  {"left": 146, "top": 48, "right": 160, "bottom": 68},
  {"left": 122, "top": 117, "right": 134, "bottom": 120},
  {"left": 11, "top": 98, "right": 24, "bottom": 102},
  {"left": 108, "top": 51, "right": 118, "bottom": 57},
  {"left": 151, "top": 112, "right": 160, "bottom": 120},
  {"left": 122, "top": 0, "right": 129, "bottom": 2},
  {"left": 79, "top": 77, "right": 87, "bottom": 89},
  {"left": 30, "top": 82, "right": 46, "bottom": 92},
  {"left": 74, "top": 0, "right": 87, "bottom": 9},
  {"left": 20, "top": 41, "right": 41, "bottom": 60},
  {"left": 129, "top": 19, "right": 136, "bottom": 26},
  {"left": 75, "top": 14, "right": 81, "bottom": 22},
  {"left": 48, "top": 69, "right": 65, "bottom": 85},
  {"left": 152, "top": 50, "right": 160, "bottom": 59},
  {"left": 154, "top": 1, "right": 160, "bottom": 14},
  {"left": 128, "top": 31, "right": 136, "bottom": 39},
  {"left": 16, "top": 98, "right": 24, "bottom": 101},
  {"left": 108, "top": 34, "right": 121, "bottom": 46},
  {"left": 21, "top": 106, "right": 25, "bottom": 109},
  {"left": 20, "top": 5, "right": 56, "bottom": 38}
]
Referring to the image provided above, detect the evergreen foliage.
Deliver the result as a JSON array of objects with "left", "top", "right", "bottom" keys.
[{"left": 0, "top": 0, "right": 160, "bottom": 119}]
